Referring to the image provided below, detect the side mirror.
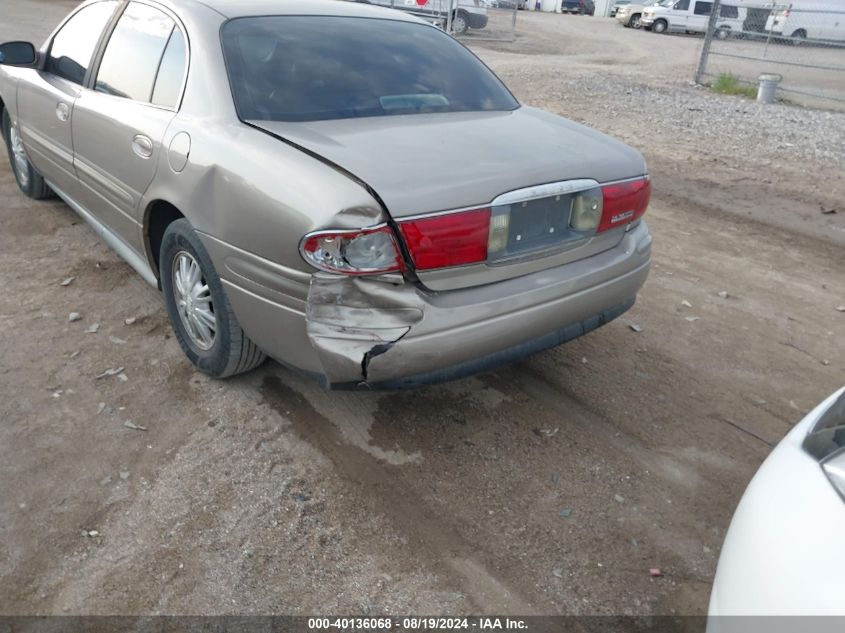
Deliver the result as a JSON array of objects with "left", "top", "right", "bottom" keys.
[{"left": 0, "top": 41, "right": 37, "bottom": 66}]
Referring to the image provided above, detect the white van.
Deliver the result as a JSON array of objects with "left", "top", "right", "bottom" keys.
[
  {"left": 640, "top": 0, "right": 746, "bottom": 37},
  {"left": 765, "top": 2, "right": 845, "bottom": 43}
]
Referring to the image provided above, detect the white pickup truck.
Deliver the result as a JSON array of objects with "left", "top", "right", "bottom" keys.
[
  {"left": 640, "top": 0, "right": 745, "bottom": 38},
  {"left": 615, "top": 0, "right": 670, "bottom": 29},
  {"left": 364, "top": 0, "right": 490, "bottom": 34}
]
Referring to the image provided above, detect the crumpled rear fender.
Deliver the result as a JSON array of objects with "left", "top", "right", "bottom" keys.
[{"left": 305, "top": 273, "right": 424, "bottom": 386}]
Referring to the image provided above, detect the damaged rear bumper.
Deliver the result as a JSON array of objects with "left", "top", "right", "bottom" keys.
[
  {"left": 310, "top": 220, "right": 651, "bottom": 388},
  {"left": 357, "top": 295, "right": 636, "bottom": 389},
  {"left": 212, "top": 221, "right": 651, "bottom": 389}
]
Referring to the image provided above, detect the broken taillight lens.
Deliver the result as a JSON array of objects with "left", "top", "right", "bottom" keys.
[
  {"left": 398, "top": 207, "right": 492, "bottom": 270},
  {"left": 300, "top": 225, "right": 404, "bottom": 275},
  {"left": 597, "top": 176, "right": 651, "bottom": 233}
]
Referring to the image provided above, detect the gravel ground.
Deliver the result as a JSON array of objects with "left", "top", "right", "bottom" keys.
[{"left": 1, "top": 3, "right": 844, "bottom": 618}]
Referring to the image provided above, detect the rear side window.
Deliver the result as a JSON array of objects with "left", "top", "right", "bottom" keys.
[
  {"left": 95, "top": 2, "right": 179, "bottom": 104},
  {"left": 46, "top": 1, "right": 119, "bottom": 85},
  {"left": 221, "top": 16, "right": 519, "bottom": 123},
  {"left": 151, "top": 28, "right": 188, "bottom": 108},
  {"left": 719, "top": 4, "right": 738, "bottom": 18},
  {"left": 694, "top": 1, "right": 712, "bottom": 15}
]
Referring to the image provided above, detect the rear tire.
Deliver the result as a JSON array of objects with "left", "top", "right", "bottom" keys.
[
  {"left": 452, "top": 10, "right": 469, "bottom": 34},
  {"left": 791, "top": 29, "right": 807, "bottom": 45},
  {"left": 160, "top": 219, "right": 266, "bottom": 378},
  {"left": 2, "top": 109, "right": 52, "bottom": 199},
  {"left": 715, "top": 27, "right": 730, "bottom": 40},
  {"left": 652, "top": 19, "right": 668, "bottom": 33},
  {"left": 629, "top": 13, "right": 641, "bottom": 28}
]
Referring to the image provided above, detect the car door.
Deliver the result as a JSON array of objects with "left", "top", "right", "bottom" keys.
[
  {"left": 689, "top": 1, "right": 711, "bottom": 32},
  {"left": 15, "top": 1, "right": 120, "bottom": 198},
  {"left": 71, "top": 1, "right": 187, "bottom": 253}
]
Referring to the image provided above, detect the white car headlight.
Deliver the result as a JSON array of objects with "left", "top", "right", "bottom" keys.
[{"left": 804, "top": 390, "right": 845, "bottom": 501}]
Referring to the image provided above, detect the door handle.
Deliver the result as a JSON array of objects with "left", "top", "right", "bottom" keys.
[
  {"left": 56, "top": 102, "right": 69, "bottom": 122},
  {"left": 131, "top": 134, "right": 153, "bottom": 159}
]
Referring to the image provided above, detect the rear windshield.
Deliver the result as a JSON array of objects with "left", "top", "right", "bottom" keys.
[{"left": 220, "top": 16, "right": 519, "bottom": 122}]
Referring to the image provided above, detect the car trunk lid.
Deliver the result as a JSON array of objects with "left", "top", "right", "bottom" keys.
[{"left": 250, "top": 107, "right": 648, "bottom": 290}]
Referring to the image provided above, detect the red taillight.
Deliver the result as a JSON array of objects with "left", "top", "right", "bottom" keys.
[
  {"left": 399, "top": 208, "right": 491, "bottom": 270},
  {"left": 597, "top": 177, "right": 651, "bottom": 233}
]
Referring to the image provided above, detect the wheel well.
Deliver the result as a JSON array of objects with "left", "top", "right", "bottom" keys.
[{"left": 145, "top": 200, "right": 185, "bottom": 280}]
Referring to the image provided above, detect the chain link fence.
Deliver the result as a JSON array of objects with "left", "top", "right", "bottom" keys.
[
  {"left": 347, "top": 0, "right": 518, "bottom": 42},
  {"left": 457, "top": 1, "right": 520, "bottom": 42},
  {"left": 695, "top": 0, "right": 845, "bottom": 110}
]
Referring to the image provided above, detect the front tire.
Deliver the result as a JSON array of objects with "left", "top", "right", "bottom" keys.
[
  {"left": 2, "top": 109, "right": 52, "bottom": 199},
  {"left": 652, "top": 19, "right": 668, "bottom": 33},
  {"left": 160, "top": 219, "right": 266, "bottom": 378},
  {"left": 629, "top": 13, "right": 642, "bottom": 28}
]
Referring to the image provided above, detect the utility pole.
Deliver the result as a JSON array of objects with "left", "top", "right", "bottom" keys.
[{"left": 695, "top": 0, "right": 722, "bottom": 84}]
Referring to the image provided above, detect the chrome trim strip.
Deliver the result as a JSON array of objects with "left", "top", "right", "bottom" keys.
[
  {"left": 47, "top": 180, "right": 158, "bottom": 288},
  {"left": 396, "top": 175, "right": 649, "bottom": 222},
  {"left": 301, "top": 223, "right": 390, "bottom": 240},
  {"left": 491, "top": 178, "right": 599, "bottom": 207}
]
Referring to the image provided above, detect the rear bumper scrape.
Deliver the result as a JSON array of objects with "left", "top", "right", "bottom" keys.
[
  {"left": 365, "top": 296, "right": 635, "bottom": 390},
  {"left": 305, "top": 273, "right": 424, "bottom": 386}
]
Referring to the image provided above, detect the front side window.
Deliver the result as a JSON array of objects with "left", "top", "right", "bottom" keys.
[
  {"left": 95, "top": 2, "right": 178, "bottom": 103},
  {"left": 694, "top": 1, "right": 712, "bottom": 15},
  {"left": 46, "top": 1, "right": 119, "bottom": 85},
  {"left": 221, "top": 16, "right": 519, "bottom": 123},
  {"left": 674, "top": 0, "right": 690, "bottom": 10}
]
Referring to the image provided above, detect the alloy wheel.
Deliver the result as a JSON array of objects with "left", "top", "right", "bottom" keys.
[
  {"left": 172, "top": 251, "right": 217, "bottom": 350},
  {"left": 9, "top": 124, "right": 30, "bottom": 189}
]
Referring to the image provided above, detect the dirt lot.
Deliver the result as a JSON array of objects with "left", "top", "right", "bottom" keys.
[{"left": 1, "top": 3, "right": 844, "bottom": 617}]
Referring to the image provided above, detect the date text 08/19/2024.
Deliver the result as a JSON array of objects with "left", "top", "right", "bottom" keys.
[{"left": 307, "top": 617, "right": 528, "bottom": 630}]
